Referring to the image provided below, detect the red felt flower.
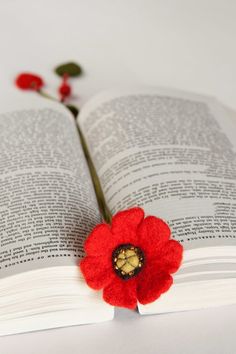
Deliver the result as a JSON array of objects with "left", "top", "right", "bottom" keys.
[
  {"left": 15, "top": 73, "right": 44, "bottom": 90},
  {"left": 80, "top": 207, "right": 183, "bottom": 309}
]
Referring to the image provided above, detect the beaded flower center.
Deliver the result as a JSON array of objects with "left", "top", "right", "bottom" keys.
[{"left": 112, "top": 244, "right": 144, "bottom": 280}]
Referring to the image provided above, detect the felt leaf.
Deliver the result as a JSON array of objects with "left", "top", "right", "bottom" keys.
[
  {"left": 66, "top": 104, "right": 79, "bottom": 118},
  {"left": 55, "top": 62, "right": 82, "bottom": 77}
]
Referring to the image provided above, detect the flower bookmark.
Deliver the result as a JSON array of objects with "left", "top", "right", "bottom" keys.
[{"left": 80, "top": 207, "right": 183, "bottom": 309}]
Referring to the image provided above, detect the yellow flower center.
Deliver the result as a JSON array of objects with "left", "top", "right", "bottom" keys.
[{"left": 112, "top": 244, "right": 144, "bottom": 280}]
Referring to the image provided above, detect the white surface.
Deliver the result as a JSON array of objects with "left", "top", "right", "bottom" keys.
[
  {"left": 0, "top": 0, "right": 236, "bottom": 353},
  {"left": 2, "top": 306, "right": 236, "bottom": 354}
]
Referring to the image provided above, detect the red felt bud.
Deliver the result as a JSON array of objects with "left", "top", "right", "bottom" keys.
[
  {"left": 15, "top": 73, "right": 44, "bottom": 91},
  {"left": 59, "top": 82, "right": 71, "bottom": 99}
]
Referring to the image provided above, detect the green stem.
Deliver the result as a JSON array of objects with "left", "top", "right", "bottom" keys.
[
  {"left": 37, "top": 89, "right": 112, "bottom": 224},
  {"left": 37, "top": 89, "right": 58, "bottom": 101},
  {"left": 76, "top": 124, "right": 112, "bottom": 224}
]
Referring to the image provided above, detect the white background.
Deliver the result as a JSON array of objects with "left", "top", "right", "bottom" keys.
[{"left": 0, "top": 0, "right": 236, "bottom": 353}]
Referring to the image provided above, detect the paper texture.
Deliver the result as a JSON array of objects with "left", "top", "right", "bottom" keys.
[
  {"left": 79, "top": 89, "right": 236, "bottom": 250},
  {"left": 0, "top": 101, "right": 101, "bottom": 278}
]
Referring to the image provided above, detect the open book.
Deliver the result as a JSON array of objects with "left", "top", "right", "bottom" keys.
[{"left": 0, "top": 88, "right": 236, "bottom": 335}]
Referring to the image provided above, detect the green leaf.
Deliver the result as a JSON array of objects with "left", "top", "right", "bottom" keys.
[
  {"left": 55, "top": 62, "right": 82, "bottom": 77},
  {"left": 66, "top": 104, "right": 79, "bottom": 118}
]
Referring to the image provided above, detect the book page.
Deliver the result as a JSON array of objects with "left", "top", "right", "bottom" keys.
[
  {"left": 0, "top": 95, "right": 101, "bottom": 278},
  {"left": 79, "top": 88, "right": 236, "bottom": 250}
]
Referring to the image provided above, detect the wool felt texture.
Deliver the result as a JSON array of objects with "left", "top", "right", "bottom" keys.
[
  {"left": 59, "top": 82, "right": 71, "bottom": 98},
  {"left": 15, "top": 73, "right": 44, "bottom": 90},
  {"left": 80, "top": 207, "right": 183, "bottom": 309}
]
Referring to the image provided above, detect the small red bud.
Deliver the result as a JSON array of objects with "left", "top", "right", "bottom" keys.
[
  {"left": 15, "top": 73, "right": 44, "bottom": 91},
  {"left": 59, "top": 82, "right": 71, "bottom": 100}
]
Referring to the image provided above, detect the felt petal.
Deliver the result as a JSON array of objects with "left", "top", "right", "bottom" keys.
[
  {"left": 84, "top": 224, "right": 117, "bottom": 256},
  {"left": 158, "top": 240, "right": 183, "bottom": 273},
  {"left": 103, "top": 275, "right": 137, "bottom": 309},
  {"left": 80, "top": 256, "right": 112, "bottom": 290},
  {"left": 111, "top": 207, "right": 144, "bottom": 244},
  {"left": 137, "top": 216, "right": 171, "bottom": 257},
  {"left": 137, "top": 265, "right": 173, "bottom": 305}
]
